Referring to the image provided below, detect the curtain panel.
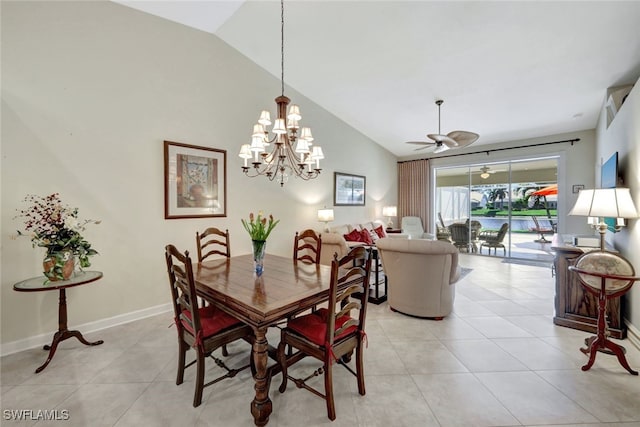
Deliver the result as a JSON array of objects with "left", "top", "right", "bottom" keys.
[{"left": 398, "top": 159, "right": 430, "bottom": 231}]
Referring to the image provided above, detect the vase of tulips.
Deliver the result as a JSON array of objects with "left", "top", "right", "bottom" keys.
[{"left": 241, "top": 212, "right": 279, "bottom": 276}]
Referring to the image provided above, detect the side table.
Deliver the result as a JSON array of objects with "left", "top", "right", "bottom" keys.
[
  {"left": 13, "top": 271, "right": 104, "bottom": 373},
  {"left": 386, "top": 228, "right": 402, "bottom": 234}
]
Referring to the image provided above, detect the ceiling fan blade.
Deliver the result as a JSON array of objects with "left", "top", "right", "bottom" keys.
[
  {"left": 413, "top": 145, "right": 436, "bottom": 151},
  {"left": 427, "top": 133, "right": 458, "bottom": 147},
  {"left": 447, "top": 130, "right": 479, "bottom": 148},
  {"left": 405, "top": 141, "right": 436, "bottom": 146}
]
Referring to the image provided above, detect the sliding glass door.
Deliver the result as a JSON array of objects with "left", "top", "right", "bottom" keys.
[{"left": 434, "top": 157, "right": 558, "bottom": 262}]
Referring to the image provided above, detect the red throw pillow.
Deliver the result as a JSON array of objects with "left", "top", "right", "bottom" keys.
[
  {"left": 360, "top": 229, "right": 373, "bottom": 245},
  {"left": 344, "top": 229, "right": 362, "bottom": 242},
  {"left": 374, "top": 225, "right": 386, "bottom": 238}
]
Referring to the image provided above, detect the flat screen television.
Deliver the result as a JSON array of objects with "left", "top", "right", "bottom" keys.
[{"left": 601, "top": 152, "right": 619, "bottom": 232}]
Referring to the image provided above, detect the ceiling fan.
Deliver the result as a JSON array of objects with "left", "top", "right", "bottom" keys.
[
  {"left": 406, "top": 99, "right": 479, "bottom": 153},
  {"left": 474, "top": 165, "right": 503, "bottom": 179}
]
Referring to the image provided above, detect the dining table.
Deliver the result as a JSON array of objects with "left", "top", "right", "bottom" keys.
[{"left": 194, "top": 253, "right": 334, "bottom": 426}]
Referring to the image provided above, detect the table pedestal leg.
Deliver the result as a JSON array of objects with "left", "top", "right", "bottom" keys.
[
  {"left": 579, "top": 285, "right": 638, "bottom": 376},
  {"left": 250, "top": 326, "right": 272, "bottom": 426},
  {"left": 36, "top": 288, "right": 103, "bottom": 374}
]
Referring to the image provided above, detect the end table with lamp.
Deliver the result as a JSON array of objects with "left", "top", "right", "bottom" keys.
[
  {"left": 567, "top": 187, "right": 639, "bottom": 374},
  {"left": 13, "top": 271, "right": 104, "bottom": 373}
]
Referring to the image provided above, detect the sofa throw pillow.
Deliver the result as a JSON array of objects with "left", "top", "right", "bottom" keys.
[
  {"left": 367, "top": 229, "right": 379, "bottom": 243},
  {"left": 374, "top": 225, "right": 386, "bottom": 238},
  {"left": 344, "top": 229, "right": 362, "bottom": 242},
  {"left": 360, "top": 229, "right": 374, "bottom": 245}
]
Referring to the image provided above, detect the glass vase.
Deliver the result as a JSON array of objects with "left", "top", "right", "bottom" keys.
[
  {"left": 43, "top": 250, "right": 75, "bottom": 281},
  {"left": 252, "top": 239, "right": 267, "bottom": 276}
]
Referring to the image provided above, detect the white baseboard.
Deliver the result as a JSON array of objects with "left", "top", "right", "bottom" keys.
[
  {"left": 0, "top": 303, "right": 172, "bottom": 357},
  {"left": 626, "top": 320, "right": 640, "bottom": 351}
]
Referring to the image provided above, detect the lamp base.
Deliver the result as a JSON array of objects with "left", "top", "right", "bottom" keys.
[{"left": 387, "top": 219, "right": 394, "bottom": 229}]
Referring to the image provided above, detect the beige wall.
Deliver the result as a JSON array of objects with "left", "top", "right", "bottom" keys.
[
  {"left": 595, "top": 79, "right": 640, "bottom": 341},
  {"left": 0, "top": 1, "right": 397, "bottom": 351}
]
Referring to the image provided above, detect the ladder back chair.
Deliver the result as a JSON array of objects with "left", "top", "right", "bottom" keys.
[
  {"left": 196, "top": 227, "right": 230, "bottom": 262},
  {"left": 164, "top": 244, "right": 254, "bottom": 407},
  {"left": 277, "top": 246, "right": 372, "bottom": 421},
  {"left": 293, "top": 229, "right": 322, "bottom": 264}
]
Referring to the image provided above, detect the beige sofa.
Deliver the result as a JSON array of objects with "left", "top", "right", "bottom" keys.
[
  {"left": 376, "top": 237, "right": 461, "bottom": 319},
  {"left": 319, "top": 220, "right": 403, "bottom": 265}
]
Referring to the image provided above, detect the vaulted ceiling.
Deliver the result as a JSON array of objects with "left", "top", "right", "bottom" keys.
[{"left": 115, "top": 1, "right": 640, "bottom": 157}]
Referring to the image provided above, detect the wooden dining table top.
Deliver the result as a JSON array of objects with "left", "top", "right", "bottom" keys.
[{"left": 194, "top": 254, "right": 334, "bottom": 327}]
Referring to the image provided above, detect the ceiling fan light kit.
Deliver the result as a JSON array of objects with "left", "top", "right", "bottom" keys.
[{"left": 406, "top": 99, "right": 479, "bottom": 153}]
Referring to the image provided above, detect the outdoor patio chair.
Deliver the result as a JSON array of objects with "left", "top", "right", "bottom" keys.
[
  {"left": 531, "top": 216, "right": 554, "bottom": 243},
  {"left": 479, "top": 223, "right": 509, "bottom": 255}
]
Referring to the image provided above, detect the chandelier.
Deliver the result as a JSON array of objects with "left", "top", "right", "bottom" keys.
[{"left": 238, "top": 0, "right": 324, "bottom": 187}]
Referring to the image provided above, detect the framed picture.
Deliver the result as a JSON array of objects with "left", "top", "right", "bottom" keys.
[
  {"left": 572, "top": 184, "right": 585, "bottom": 194},
  {"left": 334, "top": 172, "right": 366, "bottom": 206},
  {"left": 164, "top": 140, "right": 227, "bottom": 219}
]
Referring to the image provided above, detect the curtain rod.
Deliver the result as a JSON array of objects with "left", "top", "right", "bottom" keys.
[{"left": 399, "top": 138, "right": 580, "bottom": 162}]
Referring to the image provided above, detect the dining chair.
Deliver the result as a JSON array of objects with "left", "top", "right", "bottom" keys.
[
  {"left": 196, "top": 227, "right": 230, "bottom": 262},
  {"left": 293, "top": 229, "right": 322, "bottom": 264},
  {"left": 164, "top": 244, "right": 254, "bottom": 407},
  {"left": 277, "top": 246, "right": 372, "bottom": 421}
]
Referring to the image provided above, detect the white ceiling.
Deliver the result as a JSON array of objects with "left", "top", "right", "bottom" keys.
[{"left": 115, "top": 1, "right": 640, "bottom": 158}]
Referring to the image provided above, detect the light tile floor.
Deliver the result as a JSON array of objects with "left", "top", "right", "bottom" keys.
[{"left": 2, "top": 254, "right": 640, "bottom": 426}]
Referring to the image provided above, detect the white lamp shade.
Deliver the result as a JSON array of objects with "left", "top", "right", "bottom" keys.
[
  {"left": 295, "top": 139, "right": 310, "bottom": 154},
  {"left": 258, "top": 110, "right": 271, "bottom": 126},
  {"left": 310, "top": 146, "right": 324, "bottom": 160},
  {"left": 382, "top": 206, "right": 397, "bottom": 217},
  {"left": 272, "top": 118, "right": 287, "bottom": 135},
  {"left": 252, "top": 124, "right": 265, "bottom": 138},
  {"left": 317, "top": 208, "right": 334, "bottom": 222},
  {"left": 250, "top": 137, "right": 265, "bottom": 152},
  {"left": 569, "top": 188, "right": 639, "bottom": 218},
  {"left": 300, "top": 127, "right": 314, "bottom": 142},
  {"left": 287, "top": 118, "right": 299, "bottom": 129},
  {"left": 238, "top": 144, "right": 252, "bottom": 159},
  {"left": 287, "top": 104, "right": 301, "bottom": 121}
]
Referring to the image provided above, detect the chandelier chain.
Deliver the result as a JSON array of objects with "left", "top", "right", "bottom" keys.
[{"left": 280, "top": 0, "right": 285, "bottom": 97}]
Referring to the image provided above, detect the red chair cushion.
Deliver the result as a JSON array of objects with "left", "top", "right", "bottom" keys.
[
  {"left": 181, "top": 305, "right": 242, "bottom": 338},
  {"left": 287, "top": 308, "right": 356, "bottom": 346},
  {"left": 344, "top": 229, "right": 362, "bottom": 242}
]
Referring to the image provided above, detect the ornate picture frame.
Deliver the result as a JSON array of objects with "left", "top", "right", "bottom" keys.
[
  {"left": 164, "top": 140, "right": 227, "bottom": 219},
  {"left": 334, "top": 172, "right": 366, "bottom": 206}
]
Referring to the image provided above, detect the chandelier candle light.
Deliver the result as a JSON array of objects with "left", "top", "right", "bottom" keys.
[{"left": 239, "top": 0, "right": 324, "bottom": 187}]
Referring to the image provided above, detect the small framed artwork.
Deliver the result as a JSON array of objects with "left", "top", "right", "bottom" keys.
[
  {"left": 572, "top": 184, "right": 585, "bottom": 194},
  {"left": 164, "top": 140, "right": 227, "bottom": 219},
  {"left": 334, "top": 172, "right": 366, "bottom": 206}
]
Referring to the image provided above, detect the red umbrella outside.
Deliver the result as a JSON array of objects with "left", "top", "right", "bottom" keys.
[{"left": 532, "top": 184, "right": 558, "bottom": 196}]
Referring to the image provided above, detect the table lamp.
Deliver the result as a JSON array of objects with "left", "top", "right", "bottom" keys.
[
  {"left": 568, "top": 188, "right": 639, "bottom": 250},
  {"left": 317, "top": 207, "right": 334, "bottom": 232},
  {"left": 382, "top": 206, "right": 397, "bottom": 229}
]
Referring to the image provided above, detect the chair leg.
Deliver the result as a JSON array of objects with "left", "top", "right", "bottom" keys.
[
  {"left": 176, "top": 339, "right": 187, "bottom": 385},
  {"left": 221, "top": 344, "right": 229, "bottom": 357},
  {"left": 355, "top": 343, "right": 366, "bottom": 396},
  {"left": 193, "top": 347, "right": 205, "bottom": 407},
  {"left": 324, "top": 360, "right": 336, "bottom": 421},
  {"left": 277, "top": 339, "right": 288, "bottom": 393}
]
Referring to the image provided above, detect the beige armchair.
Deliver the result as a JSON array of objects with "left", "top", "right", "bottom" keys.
[{"left": 376, "top": 238, "right": 460, "bottom": 319}]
